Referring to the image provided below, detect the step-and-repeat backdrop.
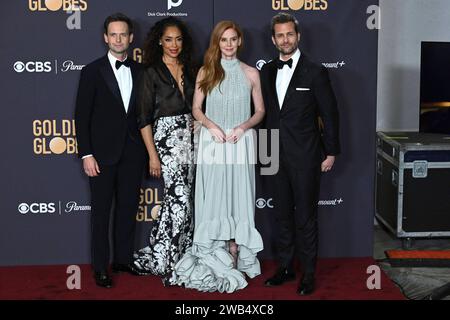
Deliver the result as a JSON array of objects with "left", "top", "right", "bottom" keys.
[{"left": 0, "top": 0, "right": 379, "bottom": 265}]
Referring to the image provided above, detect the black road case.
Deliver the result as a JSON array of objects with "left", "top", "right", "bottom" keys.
[{"left": 376, "top": 132, "right": 450, "bottom": 248}]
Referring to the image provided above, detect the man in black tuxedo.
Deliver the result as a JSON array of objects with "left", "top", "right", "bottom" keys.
[
  {"left": 75, "top": 13, "right": 146, "bottom": 288},
  {"left": 260, "top": 13, "right": 340, "bottom": 295}
]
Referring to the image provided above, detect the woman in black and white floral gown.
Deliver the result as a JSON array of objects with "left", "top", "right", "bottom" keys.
[{"left": 133, "top": 17, "right": 196, "bottom": 285}]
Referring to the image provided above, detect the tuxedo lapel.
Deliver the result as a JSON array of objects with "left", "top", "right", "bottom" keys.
[
  {"left": 127, "top": 62, "right": 139, "bottom": 116},
  {"left": 99, "top": 56, "right": 124, "bottom": 109},
  {"left": 281, "top": 55, "right": 308, "bottom": 110},
  {"left": 268, "top": 62, "right": 281, "bottom": 112}
]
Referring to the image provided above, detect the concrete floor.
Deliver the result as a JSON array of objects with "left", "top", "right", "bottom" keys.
[{"left": 373, "top": 222, "right": 450, "bottom": 300}]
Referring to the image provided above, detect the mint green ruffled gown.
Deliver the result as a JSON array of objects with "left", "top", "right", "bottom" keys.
[{"left": 173, "top": 58, "right": 263, "bottom": 293}]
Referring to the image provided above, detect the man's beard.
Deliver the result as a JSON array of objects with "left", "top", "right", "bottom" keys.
[{"left": 278, "top": 44, "right": 297, "bottom": 56}]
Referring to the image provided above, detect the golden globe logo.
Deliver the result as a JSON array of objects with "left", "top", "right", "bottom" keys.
[
  {"left": 28, "top": 0, "right": 88, "bottom": 11},
  {"left": 137, "top": 188, "right": 162, "bottom": 222},
  {"left": 33, "top": 119, "right": 78, "bottom": 155},
  {"left": 133, "top": 48, "right": 143, "bottom": 64},
  {"left": 272, "top": 0, "right": 328, "bottom": 11}
]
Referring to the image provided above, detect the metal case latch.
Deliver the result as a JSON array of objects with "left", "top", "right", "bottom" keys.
[{"left": 413, "top": 160, "right": 428, "bottom": 178}]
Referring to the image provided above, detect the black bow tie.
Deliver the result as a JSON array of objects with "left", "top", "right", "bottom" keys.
[
  {"left": 115, "top": 58, "right": 131, "bottom": 70},
  {"left": 276, "top": 58, "right": 293, "bottom": 69}
]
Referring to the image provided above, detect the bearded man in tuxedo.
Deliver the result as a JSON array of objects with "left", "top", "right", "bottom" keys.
[{"left": 260, "top": 12, "right": 340, "bottom": 295}]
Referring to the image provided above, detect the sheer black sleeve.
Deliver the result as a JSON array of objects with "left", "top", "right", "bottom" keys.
[{"left": 136, "top": 67, "right": 156, "bottom": 129}]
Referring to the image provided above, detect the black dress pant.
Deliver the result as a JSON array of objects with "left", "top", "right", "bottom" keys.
[
  {"left": 89, "top": 136, "right": 145, "bottom": 272},
  {"left": 274, "top": 152, "right": 321, "bottom": 275}
]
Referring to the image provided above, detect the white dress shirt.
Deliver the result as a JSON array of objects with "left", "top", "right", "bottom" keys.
[
  {"left": 276, "top": 49, "right": 301, "bottom": 108},
  {"left": 107, "top": 50, "right": 133, "bottom": 113}
]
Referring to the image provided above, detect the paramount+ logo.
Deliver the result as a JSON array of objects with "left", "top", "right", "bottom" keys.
[
  {"left": 33, "top": 119, "right": 78, "bottom": 155},
  {"left": 28, "top": 0, "right": 88, "bottom": 11},
  {"left": 272, "top": 0, "right": 328, "bottom": 11},
  {"left": 168, "top": 0, "right": 183, "bottom": 10}
]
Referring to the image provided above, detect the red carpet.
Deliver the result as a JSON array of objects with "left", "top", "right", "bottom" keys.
[
  {"left": 0, "top": 258, "right": 404, "bottom": 300},
  {"left": 385, "top": 250, "right": 450, "bottom": 267},
  {"left": 386, "top": 250, "right": 450, "bottom": 259}
]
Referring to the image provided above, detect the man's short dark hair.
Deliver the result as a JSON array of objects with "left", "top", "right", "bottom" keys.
[
  {"left": 271, "top": 12, "right": 299, "bottom": 36},
  {"left": 104, "top": 13, "right": 133, "bottom": 35}
]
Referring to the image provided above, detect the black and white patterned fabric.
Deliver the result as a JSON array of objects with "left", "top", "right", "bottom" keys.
[{"left": 133, "top": 113, "right": 194, "bottom": 285}]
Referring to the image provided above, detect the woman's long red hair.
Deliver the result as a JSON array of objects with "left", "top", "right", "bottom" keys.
[{"left": 199, "top": 20, "right": 243, "bottom": 94}]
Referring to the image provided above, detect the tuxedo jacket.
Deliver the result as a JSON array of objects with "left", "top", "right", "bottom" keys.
[
  {"left": 75, "top": 55, "right": 144, "bottom": 165},
  {"left": 260, "top": 53, "right": 340, "bottom": 169}
]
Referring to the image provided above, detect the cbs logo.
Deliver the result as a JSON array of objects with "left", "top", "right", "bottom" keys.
[
  {"left": 256, "top": 198, "right": 274, "bottom": 209},
  {"left": 18, "top": 202, "right": 56, "bottom": 214},
  {"left": 14, "top": 61, "right": 52, "bottom": 73},
  {"left": 256, "top": 60, "right": 267, "bottom": 71}
]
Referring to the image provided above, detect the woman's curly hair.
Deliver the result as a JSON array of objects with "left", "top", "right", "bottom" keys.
[{"left": 142, "top": 17, "right": 194, "bottom": 74}]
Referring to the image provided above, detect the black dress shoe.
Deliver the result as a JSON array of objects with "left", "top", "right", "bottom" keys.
[
  {"left": 297, "top": 274, "right": 315, "bottom": 295},
  {"left": 94, "top": 271, "right": 112, "bottom": 288},
  {"left": 264, "top": 268, "right": 296, "bottom": 287},
  {"left": 112, "top": 263, "right": 152, "bottom": 276}
]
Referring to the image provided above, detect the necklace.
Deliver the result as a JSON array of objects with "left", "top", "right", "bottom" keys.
[{"left": 163, "top": 57, "right": 185, "bottom": 95}]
